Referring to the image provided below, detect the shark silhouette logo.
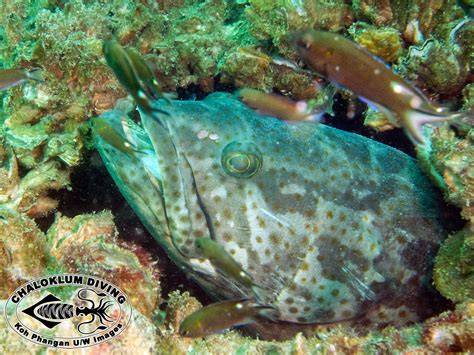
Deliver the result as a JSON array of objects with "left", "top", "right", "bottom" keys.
[
  {"left": 22, "top": 289, "right": 115, "bottom": 334},
  {"left": 5, "top": 274, "right": 132, "bottom": 349}
]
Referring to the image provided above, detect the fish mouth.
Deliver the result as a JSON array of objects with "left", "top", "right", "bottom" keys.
[
  {"left": 139, "top": 107, "right": 215, "bottom": 259},
  {"left": 93, "top": 104, "right": 181, "bottom": 256},
  {"left": 291, "top": 30, "right": 313, "bottom": 51},
  {"left": 93, "top": 98, "right": 216, "bottom": 267}
]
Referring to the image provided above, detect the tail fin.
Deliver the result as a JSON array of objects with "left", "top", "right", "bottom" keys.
[
  {"left": 403, "top": 109, "right": 467, "bottom": 145},
  {"left": 25, "top": 68, "right": 44, "bottom": 82},
  {"left": 305, "top": 111, "right": 325, "bottom": 122}
]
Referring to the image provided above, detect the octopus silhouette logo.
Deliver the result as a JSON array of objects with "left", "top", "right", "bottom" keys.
[{"left": 4, "top": 274, "right": 132, "bottom": 349}]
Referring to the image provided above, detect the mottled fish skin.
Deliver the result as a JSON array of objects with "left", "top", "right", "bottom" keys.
[
  {"left": 94, "top": 92, "right": 446, "bottom": 331},
  {"left": 195, "top": 237, "right": 257, "bottom": 290}
]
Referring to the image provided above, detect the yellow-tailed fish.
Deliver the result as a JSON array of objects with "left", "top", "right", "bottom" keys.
[
  {"left": 236, "top": 88, "right": 323, "bottom": 122},
  {"left": 294, "top": 30, "right": 469, "bottom": 144},
  {"left": 102, "top": 40, "right": 168, "bottom": 117},
  {"left": 179, "top": 299, "right": 273, "bottom": 337},
  {"left": 195, "top": 237, "right": 257, "bottom": 290},
  {"left": 0, "top": 68, "right": 43, "bottom": 91}
]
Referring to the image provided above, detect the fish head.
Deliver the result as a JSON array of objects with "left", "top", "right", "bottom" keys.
[
  {"left": 294, "top": 30, "right": 355, "bottom": 78},
  {"left": 294, "top": 30, "right": 334, "bottom": 74},
  {"left": 138, "top": 93, "right": 304, "bottom": 264},
  {"left": 94, "top": 93, "right": 323, "bottom": 300}
]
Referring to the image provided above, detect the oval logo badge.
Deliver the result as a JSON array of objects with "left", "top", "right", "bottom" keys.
[{"left": 4, "top": 274, "right": 132, "bottom": 349}]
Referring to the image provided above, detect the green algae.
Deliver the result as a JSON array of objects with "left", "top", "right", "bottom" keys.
[{"left": 434, "top": 227, "right": 474, "bottom": 303}]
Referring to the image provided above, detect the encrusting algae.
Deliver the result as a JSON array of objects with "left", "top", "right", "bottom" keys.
[{"left": 0, "top": 0, "right": 473, "bottom": 353}]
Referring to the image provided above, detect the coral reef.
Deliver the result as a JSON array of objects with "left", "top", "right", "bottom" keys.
[
  {"left": 418, "top": 124, "right": 474, "bottom": 222},
  {"left": 434, "top": 226, "right": 474, "bottom": 303},
  {"left": 0, "top": 209, "right": 47, "bottom": 298},
  {"left": 352, "top": 0, "right": 462, "bottom": 36},
  {"left": 47, "top": 211, "right": 162, "bottom": 317},
  {"left": 348, "top": 23, "right": 402, "bottom": 62},
  {"left": 422, "top": 303, "right": 474, "bottom": 352},
  {"left": 219, "top": 47, "right": 321, "bottom": 99},
  {"left": 245, "top": 0, "right": 353, "bottom": 53},
  {"left": 397, "top": 38, "right": 469, "bottom": 97},
  {"left": 0, "top": 157, "right": 70, "bottom": 218},
  {"left": 0, "top": 0, "right": 473, "bottom": 353}
]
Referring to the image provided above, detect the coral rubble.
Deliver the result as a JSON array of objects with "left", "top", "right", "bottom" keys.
[
  {"left": 434, "top": 226, "right": 474, "bottom": 303},
  {"left": 418, "top": 124, "right": 474, "bottom": 222},
  {"left": 0, "top": 209, "right": 47, "bottom": 298},
  {"left": 47, "top": 211, "right": 162, "bottom": 317}
]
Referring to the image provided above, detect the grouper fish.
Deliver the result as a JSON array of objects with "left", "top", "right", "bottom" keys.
[{"left": 94, "top": 46, "right": 447, "bottom": 338}]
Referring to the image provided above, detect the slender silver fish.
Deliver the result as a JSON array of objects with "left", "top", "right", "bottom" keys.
[{"left": 0, "top": 68, "right": 43, "bottom": 91}]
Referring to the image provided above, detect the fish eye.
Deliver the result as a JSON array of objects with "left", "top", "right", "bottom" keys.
[
  {"left": 221, "top": 141, "right": 262, "bottom": 179},
  {"left": 294, "top": 32, "right": 313, "bottom": 50},
  {"left": 295, "top": 38, "right": 311, "bottom": 50}
]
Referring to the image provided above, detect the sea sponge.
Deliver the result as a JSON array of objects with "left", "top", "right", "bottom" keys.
[{"left": 434, "top": 227, "right": 474, "bottom": 303}]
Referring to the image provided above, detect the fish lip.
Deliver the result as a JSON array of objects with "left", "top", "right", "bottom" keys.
[{"left": 291, "top": 30, "right": 312, "bottom": 50}]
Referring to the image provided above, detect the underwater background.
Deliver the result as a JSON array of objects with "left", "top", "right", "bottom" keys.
[{"left": 0, "top": 0, "right": 473, "bottom": 353}]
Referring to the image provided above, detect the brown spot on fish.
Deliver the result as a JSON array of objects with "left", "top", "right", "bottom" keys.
[
  {"left": 269, "top": 233, "right": 280, "bottom": 245},
  {"left": 223, "top": 232, "right": 232, "bottom": 242}
]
